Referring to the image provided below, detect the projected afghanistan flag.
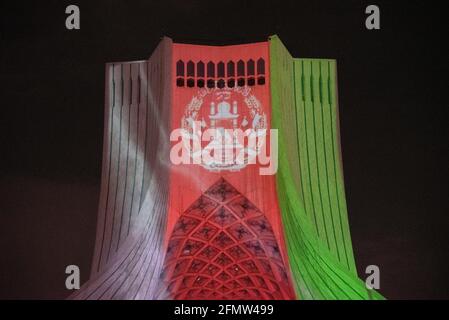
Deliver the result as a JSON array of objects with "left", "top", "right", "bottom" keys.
[{"left": 70, "top": 36, "right": 384, "bottom": 300}]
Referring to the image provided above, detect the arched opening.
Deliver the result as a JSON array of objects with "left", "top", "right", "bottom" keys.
[{"left": 158, "top": 178, "right": 295, "bottom": 300}]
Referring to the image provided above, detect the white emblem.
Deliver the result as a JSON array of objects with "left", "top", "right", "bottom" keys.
[{"left": 181, "top": 86, "right": 267, "bottom": 171}]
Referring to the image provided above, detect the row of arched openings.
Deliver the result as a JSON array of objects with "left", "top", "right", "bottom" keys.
[{"left": 176, "top": 59, "right": 266, "bottom": 88}]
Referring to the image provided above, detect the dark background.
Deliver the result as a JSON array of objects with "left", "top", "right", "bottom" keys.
[{"left": 0, "top": 0, "right": 448, "bottom": 299}]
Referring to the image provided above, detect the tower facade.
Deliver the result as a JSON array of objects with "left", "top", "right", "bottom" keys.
[{"left": 71, "top": 36, "right": 383, "bottom": 300}]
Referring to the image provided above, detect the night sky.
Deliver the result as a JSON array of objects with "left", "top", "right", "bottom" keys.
[{"left": 0, "top": 0, "right": 448, "bottom": 299}]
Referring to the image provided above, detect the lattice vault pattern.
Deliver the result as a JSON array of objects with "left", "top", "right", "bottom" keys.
[{"left": 157, "top": 178, "right": 295, "bottom": 300}]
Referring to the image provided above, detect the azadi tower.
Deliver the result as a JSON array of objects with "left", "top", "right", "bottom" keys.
[{"left": 70, "top": 36, "right": 384, "bottom": 300}]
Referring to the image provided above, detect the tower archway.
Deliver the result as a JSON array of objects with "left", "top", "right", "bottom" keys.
[{"left": 158, "top": 178, "right": 295, "bottom": 300}]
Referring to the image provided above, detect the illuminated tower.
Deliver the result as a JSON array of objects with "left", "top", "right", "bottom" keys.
[{"left": 71, "top": 36, "right": 384, "bottom": 300}]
